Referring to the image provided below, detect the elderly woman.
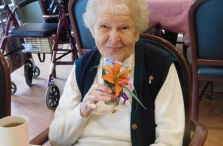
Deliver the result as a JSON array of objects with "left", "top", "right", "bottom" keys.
[{"left": 49, "top": 0, "right": 185, "bottom": 146}]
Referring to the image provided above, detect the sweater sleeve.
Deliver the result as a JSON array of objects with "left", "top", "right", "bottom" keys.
[
  {"left": 150, "top": 63, "right": 185, "bottom": 146},
  {"left": 49, "top": 65, "right": 89, "bottom": 146}
]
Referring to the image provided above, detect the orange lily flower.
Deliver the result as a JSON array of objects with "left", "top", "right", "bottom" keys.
[
  {"left": 102, "top": 62, "right": 130, "bottom": 98},
  {"left": 99, "top": 58, "right": 146, "bottom": 109}
]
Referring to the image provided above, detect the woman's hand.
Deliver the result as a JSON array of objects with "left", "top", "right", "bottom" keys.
[{"left": 80, "top": 84, "right": 113, "bottom": 117}]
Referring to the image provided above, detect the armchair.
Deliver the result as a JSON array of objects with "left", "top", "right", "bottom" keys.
[
  {"left": 188, "top": 0, "right": 223, "bottom": 120},
  {"left": 0, "top": 52, "right": 11, "bottom": 118},
  {"left": 30, "top": 0, "right": 208, "bottom": 145},
  {"left": 30, "top": 34, "right": 207, "bottom": 146}
]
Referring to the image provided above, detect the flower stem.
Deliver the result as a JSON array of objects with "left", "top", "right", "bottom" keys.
[{"left": 123, "top": 86, "right": 147, "bottom": 110}]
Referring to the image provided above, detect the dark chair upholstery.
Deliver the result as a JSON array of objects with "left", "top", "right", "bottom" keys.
[
  {"left": 0, "top": 52, "right": 11, "bottom": 118},
  {"left": 30, "top": 34, "right": 207, "bottom": 146},
  {"left": 188, "top": 0, "right": 223, "bottom": 120}
]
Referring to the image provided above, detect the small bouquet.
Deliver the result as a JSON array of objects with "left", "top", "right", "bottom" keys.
[{"left": 100, "top": 58, "right": 146, "bottom": 110}]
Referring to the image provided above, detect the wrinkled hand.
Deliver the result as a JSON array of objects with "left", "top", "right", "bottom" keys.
[{"left": 80, "top": 84, "right": 113, "bottom": 117}]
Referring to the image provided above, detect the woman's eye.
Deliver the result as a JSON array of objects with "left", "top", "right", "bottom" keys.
[
  {"left": 120, "top": 26, "right": 129, "bottom": 30},
  {"left": 101, "top": 25, "right": 108, "bottom": 28},
  {"left": 122, "top": 27, "right": 128, "bottom": 29}
]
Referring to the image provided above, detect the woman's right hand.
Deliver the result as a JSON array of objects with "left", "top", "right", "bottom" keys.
[{"left": 80, "top": 83, "right": 114, "bottom": 117}]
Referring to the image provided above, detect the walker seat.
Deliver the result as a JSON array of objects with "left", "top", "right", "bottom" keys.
[{"left": 9, "top": 23, "right": 58, "bottom": 37}]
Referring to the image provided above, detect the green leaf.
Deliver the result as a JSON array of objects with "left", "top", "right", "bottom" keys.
[
  {"left": 103, "top": 79, "right": 115, "bottom": 92},
  {"left": 91, "top": 66, "right": 109, "bottom": 75},
  {"left": 123, "top": 86, "right": 147, "bottom": 110}
]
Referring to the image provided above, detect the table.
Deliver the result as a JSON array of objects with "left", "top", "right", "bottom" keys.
[{"left": 146, "top": 0, "right": 193, "bottom": 34}]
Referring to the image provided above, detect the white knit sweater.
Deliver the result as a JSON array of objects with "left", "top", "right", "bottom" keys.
[{"left": 49, "top": 54, "right": 185, "bottom": 146}]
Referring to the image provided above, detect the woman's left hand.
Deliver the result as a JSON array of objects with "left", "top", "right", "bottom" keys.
[{"left": 80, "top": 84, "right": 113, "bottom": 117}]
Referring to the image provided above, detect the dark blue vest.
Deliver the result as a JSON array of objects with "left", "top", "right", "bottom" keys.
[{"left": 75, "top": 40, "right": 175, "bottom": 146}]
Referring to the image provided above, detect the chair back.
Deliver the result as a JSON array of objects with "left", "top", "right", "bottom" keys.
[
  {"left": 68, "top": 0, "right": 95, "bottom": 56},
  {"left": 140, "top": 34, "right": 192, "bottom": 146},
  {"left": 189, "top": 0, "right": 223, "bottom": 78},
  {"left": 0, "top": 52, "right": 11, "bottom": 118}
]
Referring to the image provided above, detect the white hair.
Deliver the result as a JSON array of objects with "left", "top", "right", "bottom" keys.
[{"left": 83, "top": 0, "right": 149, "bottom": 34}]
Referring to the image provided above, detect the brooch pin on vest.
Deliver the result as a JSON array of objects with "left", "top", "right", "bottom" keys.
[{"left": 148, "top": 75, "right": 154, "bottom": 84}]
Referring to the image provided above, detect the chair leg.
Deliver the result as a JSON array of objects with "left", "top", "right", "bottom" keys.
[
  {"left": 182, "top": 44, "right": 189, "bottom": 64},
  {"left": 205, "top": 81, "right": 213, "bottom": 101},
  {"left": 192, "top": 79, "right": 199, "bottom": 121},
  {"left": 199, "top": 81, "right": 213, "bottom": 101}
]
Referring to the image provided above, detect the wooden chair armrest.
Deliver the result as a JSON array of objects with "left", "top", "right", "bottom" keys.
[
  {"left": 183, "top": 32, "right": 190, "bottom": 47},
  {"left": 30, "top": 128, "right": 49, "bottom": 145},
  {"left": 142, "top": 21, "right": 163, "bottom": 37},
  {"left": 189, "top": 120, "right": 208, "bottom": 146}
]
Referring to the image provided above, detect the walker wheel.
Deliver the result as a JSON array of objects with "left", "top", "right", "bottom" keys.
[
  {"left": 24, "top": 61, "right": 33, "bottom": 86},
  {"left": 45, "top": 85, "right": 60, "bottom": 110},
  {"left": 11, "top": 81, "right": 17, "bottom": 95},
  {"left": 33, "top": 66, "right": 40, "bottom": 78}
]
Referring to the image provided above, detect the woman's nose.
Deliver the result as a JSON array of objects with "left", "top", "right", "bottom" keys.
[{"left": 109, "top": 30, "right": 120, "bottom": 43}]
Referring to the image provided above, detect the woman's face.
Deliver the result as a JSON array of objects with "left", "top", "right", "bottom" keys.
[{"left": 92, "top": 11, "right": 139, "bottom": 62}]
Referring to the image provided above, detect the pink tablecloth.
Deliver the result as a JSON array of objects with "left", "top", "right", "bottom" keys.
[{"left": 146, "top": 0, "right": 193, "bottom": 34}]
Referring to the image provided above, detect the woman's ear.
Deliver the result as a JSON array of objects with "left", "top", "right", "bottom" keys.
[
  {"left": 92, "top": 31, "right": 95, "bottom": 39},
  {"left": 135, "top": 34, "right": 139, "bottom": 42}
]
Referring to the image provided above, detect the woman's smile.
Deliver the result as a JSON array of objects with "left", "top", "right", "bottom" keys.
[{"left": 107, "top": 46, "right": 122, "bottom": 52}]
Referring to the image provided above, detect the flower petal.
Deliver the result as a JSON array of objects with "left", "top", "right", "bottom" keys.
[
  {"left": 102, "top": 65, "right": 114, "bottom": 74},
  {"left": 114, "top": 82, "right": 122, "bottom": 97},
  {"left": 113, "top": 62, "right": 122, "bottom": 75},
  {"left": 102, "top": 74, "right": 115, "bottom": 84}
]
